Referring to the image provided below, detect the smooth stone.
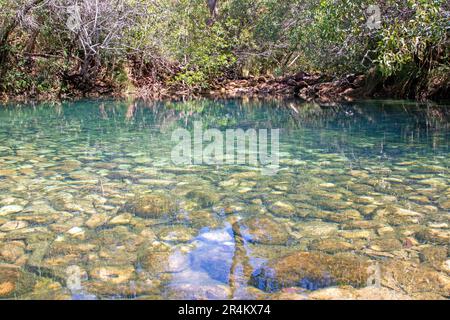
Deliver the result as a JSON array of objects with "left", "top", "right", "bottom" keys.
[
  {"left": 89, "top": 266, "right": 135, "bottom": 284},
  {"left": 443, "top": 260, "right": 450, "bottom": 274},
  {"left": 349, "top": 170, "right": 369, "bottom": 179},
  {"left": 439, "top": 200, "right": 450, "bottom": 210},
  {"left": 0, "top": 205, "right": 24, "bottom": 216},
  {"left": 427, "top": 222, "right": 448, "bottom": 229},
  {"left": 319, "top": 183, "right": 336, "bottom": 188},
  {"left": 268, "top": 201, "right": 296, "bottom": 217},
  {"left": 339, "top": 230, "right": 373, "bottom": 240},
  {"left": 381, "top": 260, "right": 450, "bottom": 297},
  {"left": 238, "top": 216, "right": 291, "bottom": 245},
  {"left": 416, "top": 228, "right": 450, "bottom": 245},
  {"left": 308, "top": 286, "right": 411, "bottom": 300},
  {"left": 409, "top": 196, "right": 430, "bottom": 204},
  {"left": 23, "top": 201, "right": 56, "bottom": 215},
  {"left": 396, "top": 208, "right": 423, "bottom": 217},
  {"left": 340, "top": 220, "right": 380, "bottom": 230},
  {"left": 0, "top": 242, "right": 25, "bottom": 263},
  {"left": 308, "top": 238, "right": 355, "bottom": 253},
  {"left": 183, "top": 211, "right": 219, "bottom": 229},
  {"left": 377, "top": 226, "right": 395, "bottom": 236},
  {"left": 219, "top": 179, "right": 239, "bottom": 188},
  {"left": 419, "top": 246, "right": 448, "bottom": 268},
  {"left": 166, "top": 283, "right": 231, "bottom": 300},
  {"left": 19, "top": 278, "right": 72, "bottom": 300},
  {"left": 85, "top": 214, "right": 109, "bottom": 229},
  {"left": 369, "top": 238, "right": 402, "bottom": 252},
  {"left": 109, "top": 213, "right": 132, "bottom": 226},
  {"left": 375, "top": 206, "right": 423, "bottom": 225},
  {"left": 295, "top": 221, "right": 338, "bottom": 238},
  {"left": 124, "top": 194, "right": 176, "bottom": 219},
  {"left": 157, "top": 226, "right": 196, "bottom": 243},
  {"left": 360, "top": 205, "right": 378, "bottom": 216},
  {"left": 0, "top": 169, "right": 16, "bottom": 176},
  {"left": 84, "top": 194, "right": 107, "bottom": 205},
  {"left": 185, "top": 190, "right": 220, "bottom": 208},
  {"left": 138, "top": 179, "right": 176, "bottom": 186},
  {"left": 419, "top": 178, "right": 447, "bottom": 188},
  {"left": 251, "top": 252, "right": 370, "bottom": 292},
  {"left": 140, "top": 249, "right": 189, "bottom": 274},
  {"left": 0, "top": 221, "right": 28, "bottom": 232},
  {"left": 66, "top": 227, "right": 85, "bottom": 239},
  {"left": 0, "top": 264, "right": 35, "bottom": 297}
]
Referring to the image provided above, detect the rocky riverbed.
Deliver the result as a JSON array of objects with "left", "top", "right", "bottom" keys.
[{"left": 0, "top": 99, "right": 448, "bottom": 300}]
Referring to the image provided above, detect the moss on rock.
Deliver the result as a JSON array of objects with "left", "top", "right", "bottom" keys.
[{"left": 250, "top": 251, "right": 370, "bottom": 292}]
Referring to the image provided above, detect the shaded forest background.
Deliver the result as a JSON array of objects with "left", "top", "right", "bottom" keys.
[{"left": 0, "top": 0, "right": 449, "bottom": 101}]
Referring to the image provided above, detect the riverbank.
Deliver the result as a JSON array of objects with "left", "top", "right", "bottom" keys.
[{"left": 2, "top": 68, "right": 448, "bottom": 105}]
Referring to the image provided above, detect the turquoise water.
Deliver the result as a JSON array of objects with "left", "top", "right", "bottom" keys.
[{"left": 0, "top": 99, "right": 449, "bottom": 300}]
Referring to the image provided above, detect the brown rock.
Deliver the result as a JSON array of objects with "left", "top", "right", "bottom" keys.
[
  {"left": 238, "top": 216, "right": 291, "bottom": 245},
  {"left": 0, "top": 264, "right": 35, "bottom": 298},
  {"left": 308, "top": 238, "right": 355, "bottom": 254},
  {"left": 251, "top": 251, "right": 370, "bottom": 292},
  {"left": 382, "top": 260, "right": 450, "bottom": 297},
  {"left": 419, "top": 246, "right": 448, "bottom": 269},
  {"left": 124, "top": 194, "right": 176, "bottom": 219}
]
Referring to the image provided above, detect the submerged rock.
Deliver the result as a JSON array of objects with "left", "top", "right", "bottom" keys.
[
  {"left": 416, "top": 228, "right": 450, "bottom": 245},
  {"left": 307, "top": 286, "right": 412, "bottom": 300},
  {"left": 165, "top": 282, "right": 231, "bottom": 300},
  {"left": 251, "top": 251, "right": 370, "bottom": 292},
  {"left": 85, "top": 213, "right": 110, "bottom": 229},
  {"left": 124, "top": 194, "right": 176, "bottom": 219},
  {"left": 419, "top": 246, "right": 448, "bottom": 269},
  {"left": 439, "top": 200, "right": 450, "bottom": 210},
  {"left": 157, "top": 226, "right": 197, "bottom": 243},
  {"left": 139, "top": 249, "right": 189, "bottom": 275},
  {"left": 89, "top": 266, "right": 135, "bottom": 285},
  {"left": 238, "top": 216, "right": 291, "bottom": 245},
  {"left": 108, "top": 213, "right": 132, "bottom": 226},
  {"left": 308, "top": 238, "right": 356, "bottom": 253},
  {"left": 0, "top": 264, "right": 35, "bottom": 298},
  {"left": 185, "top": 190, "right": 220, "bottom": 208},
  {"left": 0, "top": 242, "right": 25, "bottom": 264},
  {"left": 0, "top": 205, "right": 24, "bottom": 216},
  {"left": 294, "top": 221, "right": 338, "bottom": 238},
  {"left": 268, "top": 201, "right": 296, "bottom": 217},
  {"left": 381, "top": 260, "right": 450, "bottom": 297},
  {"left": 0, "top": 221, "right": 28, "bottom": 232},
  {"left": 338, "top": 229, "right": 373, "bottom": 240},
  {"left": 182, "top": 210, "right": 219, "bottom": 229},
  {"left": 369, "top": 238, "right": 403, "bottom": 252}
]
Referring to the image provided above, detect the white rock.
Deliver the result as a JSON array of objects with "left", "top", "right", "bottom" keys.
[{"left": 67, "top": 227, "right": 85, "bottom": 238}]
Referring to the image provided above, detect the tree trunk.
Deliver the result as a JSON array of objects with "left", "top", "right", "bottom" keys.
[{"left": 206, "top": 0, "right": 219, "bottom": 26}]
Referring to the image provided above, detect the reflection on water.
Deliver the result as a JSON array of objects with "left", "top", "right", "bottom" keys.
[{"left": 0, "top": 98, "right": 449, "bottom": 300}]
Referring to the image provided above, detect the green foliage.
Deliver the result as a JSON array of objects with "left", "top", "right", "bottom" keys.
[
  {"left": 0, "top": 0, "right": 448, "bottom": 97},
  {"left": 376, "top": 0, "right": 449, "bottom": 77}
]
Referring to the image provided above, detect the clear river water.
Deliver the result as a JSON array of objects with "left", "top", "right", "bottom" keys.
[{"left": 0, "top": 99, "right": 449, "bottom": 300}]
